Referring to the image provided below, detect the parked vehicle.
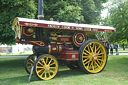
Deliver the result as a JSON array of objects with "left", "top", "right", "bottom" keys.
[{"left": 12, "top": 17, "right": 115, "bottom": 80}]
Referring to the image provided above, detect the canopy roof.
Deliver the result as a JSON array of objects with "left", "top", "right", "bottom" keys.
[{"left": 12, "top": 17, "right": 115, "bottom": 32}]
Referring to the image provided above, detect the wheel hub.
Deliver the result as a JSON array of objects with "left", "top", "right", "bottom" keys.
[
  {"left": 79, "top": 36, "right": 83, "bottom": 41},
  {"left": 45, "top": 65, "right": 50, "bottom": 71},
  {"left": 92, "top": 54, "right": 97, "bottom": 60}
]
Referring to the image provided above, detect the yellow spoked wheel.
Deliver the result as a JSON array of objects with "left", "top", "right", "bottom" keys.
[
  {"left": 79, "top": 40, "right": 107, "bottom": 74},
  {"left": 24, "top": 54, "right": 36, "bottom": 74},
  {"left": 34, "top": 54, "right": 59, "bottom": 80}
]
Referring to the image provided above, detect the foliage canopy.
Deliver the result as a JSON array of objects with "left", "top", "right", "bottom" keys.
[
  {"left": 0, "top": 0, "right": 107, "bottom": 44},
  {"left": 104, "top": 0, "right": 128, "bottom": 43},
  {"left": 0, "top": 0, "right": 37, "bottom": 44}
]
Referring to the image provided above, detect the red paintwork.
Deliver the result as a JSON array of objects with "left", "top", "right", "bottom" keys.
[
  {"left": 19, "top": 21, "right": 115, "bottom": 32},
  {"left": 57, "top": 37, "right": 72, "bottom": 43},
  {"left": 60, "top": 51, "right": 79, "bottom": 61}
]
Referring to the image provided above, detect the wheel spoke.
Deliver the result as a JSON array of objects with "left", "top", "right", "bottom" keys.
[
  {"left": 96, "top": 46, "right": 101, "bottom": 52},
  {"left": 94, "top": 60, "right": 101, "bottom": 68},
  {"left": 82, "top": 55, "right": 88, "bottom": 58},
  {"left": 27, "top": 62, "right": 32, "bottom": 65},
  {"left": 92, "top": 43, "right": 95, "bottom": 52},
  {"left": 37, "top": 69, "right": 43, "bottom": 74},
  {"left": 97, "top": 53, "right": 104, "bottom": 55},
  {"left": 97, "top": 49, "right": 101, "bottom": 53},
  {"left": 97, "top": 59, "right": 104, "bottom": 62},
  {"left": 94, "top": 44, "right": 97, "bottom": 53},
  {"left": 84, "top": 50, "right": 92, "bottom": 55},
  {"left": 90, "top": 45, "right": 93, "bottom": 53},
  {"left": 40, "top": 70, "right": 45, "bottom": 77},
  {"left": 49, "top": 67, "right": 56, "bottom": 69},
  {"left": 87, "top": 46, "right": 91, "bottom": 52},
  {"left": 44, "top": 71, "right": 47, "bottom": 79},
  {"left": 50, "top": 70, "right": 55, "bottom": 74},
  {"left": 83, "top": 58, "right": 89, "bottom": 63},
  {"left": 38, "top": 61, "right": 44, "bottom": 66},
  {"left": 96, "top": 60, "right": 101, "bottom": 66},
  {"left": 27, "top": 65, "right": 32, "bottom": 69},
  {"left": 37, "top": 66, "right": 44, "bottom": 69},
  {"left": 97, "top": 56, "right": 102, "bottom": 58},
  {"left": 29, "top": 59, "right": 34, "bottom": 63},
  {"left": 49, "top": 62, "right": 55, "bottom": 66},
  {"left": 84, "top": 60, "right": 91, "bottom": 65},
  {"left": 48, "top": 59, "right": 52, "bottom": 65},
  {"left": 87, "top": 63, "right": 90, "bottom": 69},
  {"left": 42, "top": 59, "right": 46, "bottom": 65},
  {"left": 46, "top": 57, "right": 48, "bottom": 64},
  {"left": 92, "top": 61, "right": 95, "bottom": 71},
  {"left": 48, "top": 71, "right": 51, "bottom": 77},
  {"left": 83, "top": 51, "right": 89, "bottom": 56}
]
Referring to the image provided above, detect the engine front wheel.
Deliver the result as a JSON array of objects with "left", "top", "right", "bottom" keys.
[
  {"left": 34, "top": 54, "right": 59, "bottom": 80},
  {"left": 24, "top": 54, "right": 36, "bottom": 74},
  {"left": 79, "top": 40, "right": 107, "bottom": 74}
]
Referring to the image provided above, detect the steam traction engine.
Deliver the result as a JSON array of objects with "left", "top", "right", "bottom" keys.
[{"left": 12, "top": 17, "right": 115, "bottom": 80}]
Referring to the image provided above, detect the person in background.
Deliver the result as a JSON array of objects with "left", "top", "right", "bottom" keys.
[
  {"left": 106, "top": 40, "right": 110, "bottom": 55},
  {"left": 122, "top": 43, "right": 125, "bottom": 50},
  {"left": 115, "top": 42, "right": 119, "bottom": 55},
  {"left": 110, "top": 43, "right": 114, "bottom": 55}
]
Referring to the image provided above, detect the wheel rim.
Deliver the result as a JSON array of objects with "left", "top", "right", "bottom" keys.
[
  {"left": 35, "top": 55, "right": 58, "bottom": 80},
  {"left": 82, "top": 41, "right": 107, "bottom": 73},
  {"left": 26, "top": 55, "right": 35, "bottom": 74}
]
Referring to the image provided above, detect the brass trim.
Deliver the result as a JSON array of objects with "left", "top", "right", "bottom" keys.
[
  {"left": 59, "top": 45, "right": 62, "bottom": 53},
  {"left": 48, "top": 45, "right": 51, "bottom": 54},
  {"left": 23, "top": 27, "right": 34, "bottom": 37},
  {"left": 57, "top": 42, "right": 72, "bottom": 44},
  {"left": 37, "top": 15, "right": 44, "bottom": 18},
  {"left": 57, "top": 36, "right": 71, "bottom": 37},
  {"left": 57, "top": 58, "right": 78, "bottom": 61},
  {"left": 62, "top": 53, "right": 78, "bottom": 54},
  {"left": 52, "top": 47, "right": 56, "bottom": 50},
  {"left": 30, "top": 41, "right": 45, "bottom": 47}
]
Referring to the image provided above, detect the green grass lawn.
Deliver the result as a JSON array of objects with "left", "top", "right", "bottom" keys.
[
  {"left": 113, "top": 49, "right": 128, "bottom": 53},
  {"left": 0, "top": 55, "right": 128, "bottom": 85}
]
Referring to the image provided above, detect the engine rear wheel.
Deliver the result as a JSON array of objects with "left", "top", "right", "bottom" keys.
[
  {"left": 79, "top": 40, "right": 107, "bottom": 74},
  {"left": 34, "top": 54, "right": 59, "bottom": 80}
]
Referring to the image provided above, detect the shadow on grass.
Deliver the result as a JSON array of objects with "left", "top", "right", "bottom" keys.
[
  {"left": 0, "top": 57, "right": 86, "bottom": 83},
  {"left": 0, "top": 58, "right": 25, "bottom": 68},
  {"left": 0, "top": 75, "right": 29, "bottom": 84},
  {"left": 57, "top": 69, "right": 85, "bottom": 78}
]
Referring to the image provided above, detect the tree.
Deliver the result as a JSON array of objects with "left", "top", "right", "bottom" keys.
[
  {"left": 104, "top": 0, "right": 128, "bottom": 43},
  {"left": 44, "top": 0, "right": 108, "bottom": 24},
  {"left": 0, "top": 0, "right": 37, "bottom": 44},
  {"left": 0, "top": 0, "right": 107, "bottom": 44},
  {"left": 67, "top": 0, "right": 108, "bottom": 24},
  {"left": 43, "top": 1, "right": 83, "bottom": 23}
]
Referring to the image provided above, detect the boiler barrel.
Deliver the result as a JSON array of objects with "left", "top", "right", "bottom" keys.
[{"left": 33, "top": 45, "right": 73, "bottom": 55}]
